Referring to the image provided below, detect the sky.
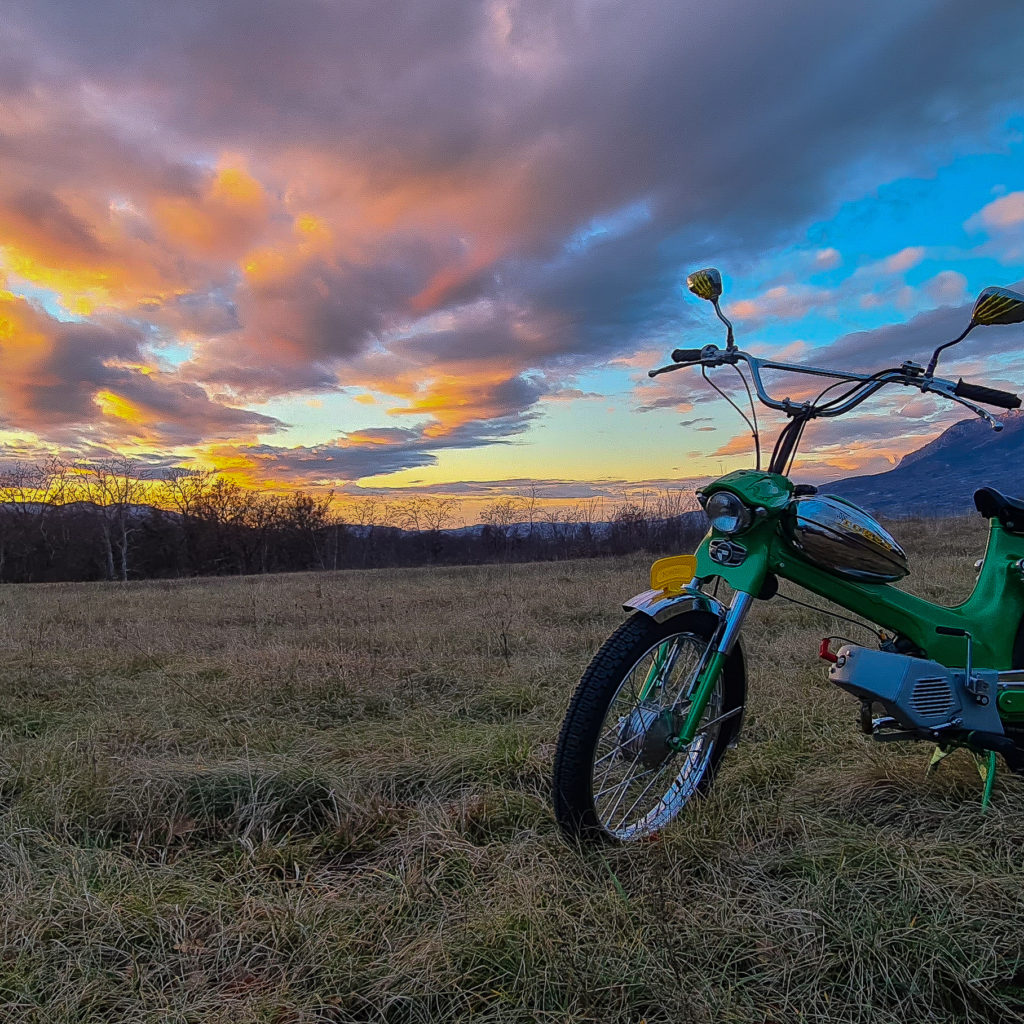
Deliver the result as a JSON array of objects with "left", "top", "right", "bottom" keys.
[{"left": 1, "top": 0, "right": 1023, "bottom": 519}]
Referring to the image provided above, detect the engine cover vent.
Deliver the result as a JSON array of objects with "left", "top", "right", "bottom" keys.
[
  {"left": 829, "top": 646, "right": 1001, "bottom": 734},
  {"left": 910, "top": 677, "right": 955, "bottom": 719}
]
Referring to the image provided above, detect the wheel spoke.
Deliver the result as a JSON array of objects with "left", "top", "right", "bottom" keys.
[
  {"left": 591, "top": 629, "right": 725, "bottom": 840},
  {"left": 592, "top": 765, "right": 660, "bottom": 800},
  {"left": 612, "top": 754, "right": 683, "bottom": 833},
  {"left": 692, "top": 705, "right": 741, "bottom": 736},
  {"left": 592, "top": 653, "right": 663, "bottom": 793},
  {"left": 598, "top": 741, "right": 650, "bottom": 825}
]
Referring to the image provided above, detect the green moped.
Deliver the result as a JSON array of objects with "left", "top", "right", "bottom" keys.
[{"left": 552, "top": 268, "right": 1024, "bottom": 844}]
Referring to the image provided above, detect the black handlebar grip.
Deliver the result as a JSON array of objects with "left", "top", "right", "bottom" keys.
[
  {"left": 954, "top": 378, "right": 1021, "bottom": 409},
  {"left": 671, "top": 348, "right": 704, "bottom": 363}
]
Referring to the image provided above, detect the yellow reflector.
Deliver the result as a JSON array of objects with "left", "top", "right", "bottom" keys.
[{"left": 650, "top": 555, "right": 697, "bottom": 594}]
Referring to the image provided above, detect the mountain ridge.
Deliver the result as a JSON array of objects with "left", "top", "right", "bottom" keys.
[{"left": 827, "top": 410, "right": 1024, "bottom": 516}]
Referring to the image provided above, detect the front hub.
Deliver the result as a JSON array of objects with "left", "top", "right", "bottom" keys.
[{"left": 618, "top": 705, "right": 680, "bottom": 768}]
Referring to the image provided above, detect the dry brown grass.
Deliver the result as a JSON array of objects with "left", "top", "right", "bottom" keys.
[{"left": 3, "top": 517, "right": 1024, "bottom": 1022}]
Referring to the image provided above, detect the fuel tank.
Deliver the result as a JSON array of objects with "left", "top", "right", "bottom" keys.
[{"left": 782, "top": 495, "right": 909, "bottom": 583}]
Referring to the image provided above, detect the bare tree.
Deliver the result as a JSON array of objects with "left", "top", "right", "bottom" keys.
[
  {"left": 517, "top": 484, "right": 541, "bottom": 544},
  {"left": 395, "top": 496, "right": 457, "bottom": 533},
  {"left": 480, "top": 497, "right": 525, "bottom": 559},
  {"left": 160, "top": 467, "right": 215, "bottom": 517},
  {"left": 280, "top": 490, "right": 334, "bottom": 570},
  {"left": 421, "top": 497, "right": 458, "bottom": 533},
  {"left": 87, "top": 458, "right": 147, "bottom": 581}
]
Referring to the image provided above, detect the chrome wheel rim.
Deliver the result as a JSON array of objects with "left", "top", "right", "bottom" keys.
[{"left": 590, "top": 632, "right": 724, "bottom": 841}]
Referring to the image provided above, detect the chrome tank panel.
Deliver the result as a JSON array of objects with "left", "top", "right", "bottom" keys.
[{"left": 782, "top": 495, "right": 909, "bottom": 583}]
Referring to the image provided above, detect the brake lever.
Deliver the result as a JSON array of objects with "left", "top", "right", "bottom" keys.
[
  {"left": 948, "top": 394, "right": 1004, "bottom": 431},
  {"left": 648, "top": 362, "right": 690, "bottom": 377},
  {"left": 925, "top": 378, "right": 1004, "bottom": 431},
  {"left": 648, "top": 344, "right": 726, "bottom": 377}
]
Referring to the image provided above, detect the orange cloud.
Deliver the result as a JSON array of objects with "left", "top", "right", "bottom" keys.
[{"left": 153, "top": 163, "right": 270, "bottom": 260}]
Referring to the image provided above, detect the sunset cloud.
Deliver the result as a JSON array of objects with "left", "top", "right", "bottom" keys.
[
  {"left": 0, "top": 1, "right": 1022, "bottom": 498},
  {"left": 0, "top": 291, "right": 278, "bottom": 446}
]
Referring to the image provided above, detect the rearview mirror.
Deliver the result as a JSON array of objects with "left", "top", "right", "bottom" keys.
[
  {"left": 970, "top": 286, "right": 1024, "bottom": 327},
  {"left": 927, "top": 284, "right": 1024, "bottom": 376},
  {"left": 686, "top": 268, "right": 723, "bottom": 302},
  {"left": 686, "top": 267, "right": 735, "bottom": 349}
]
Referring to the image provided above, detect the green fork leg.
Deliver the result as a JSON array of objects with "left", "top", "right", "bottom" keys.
[{"left": 674, "top": 591, "right": 753, "bottom": 746}]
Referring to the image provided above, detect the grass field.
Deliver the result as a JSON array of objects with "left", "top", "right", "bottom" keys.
[{"left": 3, "top": 516, "right": 1024, "bottom": 1022}]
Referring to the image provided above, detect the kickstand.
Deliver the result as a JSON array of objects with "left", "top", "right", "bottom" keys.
[
  {"left": 926, "top": 745, "right": 952, "bottom": 777},
  {"left": 927, "top": 745, "right": 998, "bottom": 812},
  {"left": 975, "top": 750, "right": 998, "bottom": 814}
]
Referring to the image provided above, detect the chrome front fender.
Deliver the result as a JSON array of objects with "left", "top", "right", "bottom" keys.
[
  {"left": 622, "top": 585, "right": 745, "bottom": 747},
  {"left": 622, "top": 586, "right": 727, "bottom": 625}
]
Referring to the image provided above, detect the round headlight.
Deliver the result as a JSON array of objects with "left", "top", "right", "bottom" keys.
[{"left": 706, "top": 491, "right": 752, "bottom": 534}]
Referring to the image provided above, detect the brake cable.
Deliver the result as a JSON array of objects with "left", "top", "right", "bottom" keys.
[
  {"left": 730, "top": 363, "right": 761, "bottom": 470},
  {"left": 774, "top": 590, "right": 885, "bottom": 643},
  {"left": 702, "top": 365, "right": 761, "bottom": 470}
]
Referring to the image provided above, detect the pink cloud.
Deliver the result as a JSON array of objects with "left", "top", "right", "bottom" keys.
[{"left": 967, "top": 191, "right": 1024, "bottom": 232}]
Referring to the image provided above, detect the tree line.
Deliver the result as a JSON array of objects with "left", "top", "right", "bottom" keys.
[{"left": 0, "top": 458, "right": 708, "bottom": 583}]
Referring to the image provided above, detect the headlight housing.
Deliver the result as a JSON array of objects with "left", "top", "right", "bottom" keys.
[{"left": 706, "top": 491, "right": 752, "bottom": 534}]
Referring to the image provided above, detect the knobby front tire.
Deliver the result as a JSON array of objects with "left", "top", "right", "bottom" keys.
[{"left": 552, "top": 611, "right": 745, "bottom": 845}]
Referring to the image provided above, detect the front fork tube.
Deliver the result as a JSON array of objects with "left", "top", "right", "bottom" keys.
[
  {"left": 674, "top": 591, "right": 753, "bottom": 746},
  {"left": 638, "top": 637, "right": 683, "bottom": 702}
]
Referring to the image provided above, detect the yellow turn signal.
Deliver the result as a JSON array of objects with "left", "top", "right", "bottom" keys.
[{"left": 650, "top": 555, "right": 697, "bottom": 595}]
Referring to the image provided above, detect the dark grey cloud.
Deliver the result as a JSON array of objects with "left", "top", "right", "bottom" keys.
[
  {"left": 242, "top": 258, "right": 420, "bottom": 361},
  {"left": 12, "top": 317, "right": 143, "bottom": 426},
  {"left": 219, "top": 395, "right": 545, "bottom": 484},
  {"left": 105, "top": 369, "right": 282, "bottom": 444},
  {"left": 232, "top": 435, "right": 438, "bottom": 484}
]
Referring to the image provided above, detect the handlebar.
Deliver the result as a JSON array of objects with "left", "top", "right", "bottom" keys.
[{"left": 648, "top": 344, "right": 1015, "bottom": 430}]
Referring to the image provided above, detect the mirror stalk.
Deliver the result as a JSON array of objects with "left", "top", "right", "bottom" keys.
[
  {"left": 713, "top": 299, "right": 735, "bottom": 350},
  {"left": 686, "top": 269, "right": 736, "bottom": 348},
  {"left": 926, "top": 286, "right": 1024, "bottom": 377},
  {"left": 926, "top": 324, "right": 974, "bottom": 378}
]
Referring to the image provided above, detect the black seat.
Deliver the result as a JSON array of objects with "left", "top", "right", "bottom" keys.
[{"left": 975, "top": 487, "right": 1024, "bottom": 533}]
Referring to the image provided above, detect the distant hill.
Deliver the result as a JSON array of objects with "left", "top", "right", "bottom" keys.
[{"left": 827, "top": 411, "right": 1024, "bottom": 517}]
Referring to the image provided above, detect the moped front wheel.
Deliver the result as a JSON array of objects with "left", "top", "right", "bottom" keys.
[{"left": 552, "top": 611, "right": 745, "bottom": 844}]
